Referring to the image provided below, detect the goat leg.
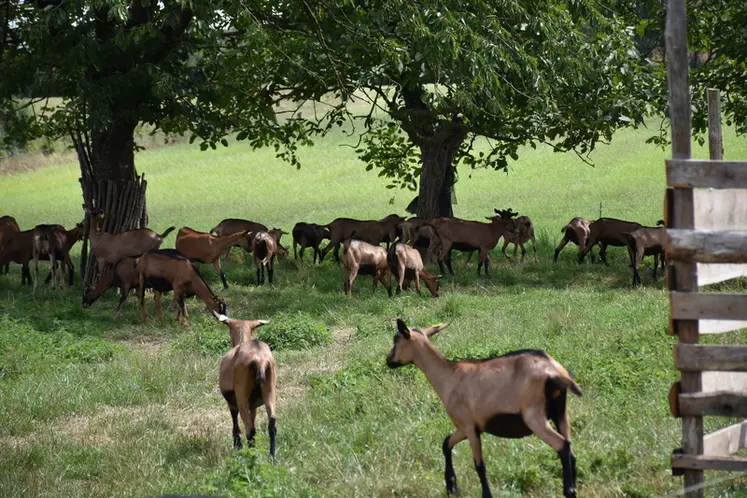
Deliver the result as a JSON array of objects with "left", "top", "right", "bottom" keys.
[
  {"left": 442, "top": 432, "right": 464, "bottom": 495},
  {"left": 467, "top": 433, "right": 492, "bottom": 498},
  {"left": 553, "top": 237, "right": 570, "bottom": 263},
  {"left": 222, "top": 391, "right": 243, "bottom": 449},
  {"left": 558, "top": 440, "right": 577, "bottom": 498}
]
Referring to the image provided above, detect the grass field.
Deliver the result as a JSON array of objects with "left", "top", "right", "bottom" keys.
[{"left": 2, "top": 124, "right": 747, "bottom": 498}]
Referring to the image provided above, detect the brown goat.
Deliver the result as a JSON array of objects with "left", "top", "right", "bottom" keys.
[
  {"left": 578, "top": 217, "right": 643, "bottom": 265},
  {"left": 554, "top": 217, "right": 594, "bottom": 264},
  {"left": 215, "top": 312, "right": 276, "bottom": 457},
  {"left": 41, "top": 222, "right": 85, "bottom": 286},
  {"left": 32, "top": 224, "right": 66, "bottom": 291},
  {"left": 494, "top": 209, "right": 537, "bottom": 262},
  {"left": 386, "top": 319, "right": 581, "bottom": 498},
  {"left": 624, "top": 227, "right": 666, "bottom": 285},
  {"left": 427, "top": 216, "right": 517, "bottom": 276},
  {"left": 0, "top": 216, "right": 20, "bottom": 274},
  {"left": 29, "top": 222, "right": 84, "bottom": 289},
  {"left": 82, "top": 257, "right": 139, "bottom": 315},
  {"left": 210, "top": 218, "right": 268, "bottom": 257},
  {"left": 137, "top": 249, "right": 227, "bottom": 325},
  {"left": 0, "top": 229, "right": 33, "bottom": 284},
  {"left": 251, "top": 229, "right": 287, "bottom": 285},
  {"left": 320, "top": 214, "right": 405, "bottom": 263},
  {"left": 342, "top": 238, "right": 392, "bottom": 296},
  {"left": 387, "top": 242, "right": 441, "bottom": 297},
  {"left": 292, "top": 222, "right": 331, "bottom": 263},
  {"left": 87, "top": 209, "right": 175, "bottom": 275},
  {"left": 175, "top": 227, "right": 251, "bottom": 289}
]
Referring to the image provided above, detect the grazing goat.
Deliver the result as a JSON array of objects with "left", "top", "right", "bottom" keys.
[
  {"left": 624, "top": 227, "right": 666, "bottom": 285},
  {"left": 0, "top": 229, "right": 33, "bottom": 284},
  {"left": 427, "top": 215, "right": 516, "bottom": 276},
  {"left": 342, "top": 238, "right": 392, "bottom": 296},
  {"left": 554, "top": 217, "right": 594, "bottom": 264},
  {"left": 32, "top": 224, "right": 66, "bottom": 291},
  {"left": 137, "top": 249, "right": 227, "bottom": 325},
  {"left": 578, "top": 217, "right": 642, "bottom": 265},
  {"left": 175, "top": 227, "right": 251, "bottom": 289},
  {"left": 386, "top": 319, "right": 581, "bottom": 498},
  {"left": 292, "top": 222, "right": 331, "bottom": 263},
  {"left": 494, "top": 208, "right": 538, "bottom": 262},
  {"left": 252, "top": 229, "right": 287, "bottom": 285},
  {"left": 320, "top": 214, "right": 405, "bottom": 263},
  {"left": 0, "top": 216, "right": 20, "bottom": 274},
  {"left": 87, "top": 209, "right": 175, "bottom": 275},
  {"left": 387, "top": 242, "right": 441, "bottom": 297},
  {"left": 82, "top": 257, "right": 139, "bottom": 315},
  {"left": 215, "top": 312, "right": 276, "bottom": 457}
]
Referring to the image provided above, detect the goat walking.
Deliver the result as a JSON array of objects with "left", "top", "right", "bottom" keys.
[{"left": 387, "top": 319, "right": 581, "bottom": 498}]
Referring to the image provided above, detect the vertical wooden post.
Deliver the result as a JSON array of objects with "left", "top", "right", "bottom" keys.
[
  {"left": 707, "top": 89, "right": 723, "bottom": 161},
  {"left": 666, "top": 0, "right": 703, "bottom": 496}
]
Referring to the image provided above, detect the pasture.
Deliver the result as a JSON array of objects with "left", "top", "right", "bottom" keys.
[{"left": 1, "top": 125, "right": 747, "bottom": 497}]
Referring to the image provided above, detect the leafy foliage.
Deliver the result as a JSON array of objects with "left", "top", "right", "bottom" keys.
[{"left": 257, "top": 311, "right": 332, "bottom": 351}]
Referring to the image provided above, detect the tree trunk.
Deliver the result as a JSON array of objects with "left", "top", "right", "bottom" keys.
[
  {"left": 416, "top": 133, "right": 466, "bottom": 219},
  {"left": 77, "top": 118, "right": 148, "bottom": 286}
]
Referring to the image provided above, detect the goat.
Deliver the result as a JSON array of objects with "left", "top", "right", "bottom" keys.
[
  {"left": 319, "top": 214, "right": 405, "bottom": 263},
  {"left": 578, "top": 217, "right": 643, "bottom": 265},
  {"left": 387, "top": 242, "right": 441, "bottom": 297},
  {"left": 82, "top": 257, "right": 139, "bottom": 315},
  {"left": 136, "top": 249, "right": 227, "bottom": 325},
  {"left": 210, "top": 218, "right": 268, "bottom": 257},
  {"left": 292, "top": 222, "right": 331, "bottom": 263},
  {"left": 0, "top": 216, "right": 20, "bottom": 274},
  {"left": 386, "top": 319, "right": 581, "bottom": 498},
  {"left": 251, "top": 229, "right": 287, "bottom": 285},
  {"left": 32, "top": 224, "right": 66, "bottom": 291},
  {"left": 624, "top": 227, "right": 666, "bottom": 285},
  {"left": 214, "top": 312, "right": 276, "bottom": 457},
  {"left": 553, "top": 217, "right": 594, "bottom": 264},
  {"left": 0, "top": 229, "right": 33, "bottom": 284},
  {"left": 494, "top": 209, "right": 538, "bottom": 262},
  {"left": 427, "top": 215, "right": 517, "bottom": 276},
  {"left": 397, "top": 217, "right": 442, "bottom": 264},
  {"left": 342, "top": 238, "right": 392, "bottom": 296},
  {"left": 175, "top": 227, "right": 251, "bottom": 289},
  {"left": 41, "top": 222, "right": 85, "bottom": 286},
  {"left": 86, "top": 208, "right": 175, "bottom": 275}
]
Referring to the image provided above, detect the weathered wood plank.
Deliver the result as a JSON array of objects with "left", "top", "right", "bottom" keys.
[
  {"left": 703, "top": 420, "right": 747, "bottom": 455},
  {"left": 700, "top": 320, "right": 747, "bottom": 335},
  {"left": 671, "top": 292, "right": 747, "bottom": 321},
  {"left": 702, "top": 372, "right": 747, "bottom": 394},
  {"left": 667, "top": 159, "right": 747, "bottom": 189},
  {"left": 679, "top": 392, "right": 747, "bottom": 418},
  {"left": 667, "top": 230, "right": 747, "bottom": 263},
  {"left": 708, "top": 89, "right": 724, "bottom": 161},
  {"left": 676, "top": 344, "right": 747, "bottom": 372},
  {"left": 671, "top": 454, "right": 747, "bottom": 472}
]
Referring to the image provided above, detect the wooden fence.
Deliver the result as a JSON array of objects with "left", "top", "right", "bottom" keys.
[{"left": 666, "top": 3, "right": 747, "bottom": 494}]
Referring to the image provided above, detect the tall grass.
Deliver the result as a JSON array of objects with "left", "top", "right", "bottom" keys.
[{"left": 1, "top": 124, "right": 747, "bottom": 497}]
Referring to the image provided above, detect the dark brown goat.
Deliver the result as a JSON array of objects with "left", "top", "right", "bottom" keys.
[
  {"left": 0, "top": 216, "right": 20, "bottom": 274},
  {"left": 175, "top": 227, "right": 251, "bottom": 289},
  {"left": 32, "top": 224, "right": 66, "bottom": 291},
  {"left": 137, "top": 249, "right": 227, "bottom": 325},
  {"left": 319, "top": 214, "right": 405, "bottom": 263},
  {"left": 427, "top": 215, "right": 516, "bottom": 276},
  {"left": 624, "top": 227, "right": 666, "bottom": 285},
  {"left": 554, "top": 217, "right": 593, "bottom": 264},
  {"left": 292, "top": 222, "right": 331, "bottom": 263},
  {"left": 210, "top": 218, "right": 268, "bottom": 257},
  {"left": 578, "top": 217, "right": 643, "bottom": 265},
  {"left": 41, "top": 222, "right": 85, "bottom": 286},
  {"left": 0, "top": 229, "right": 33, "bottom": 284},
  {"left": 82, "top": 257, "right": 139, "bottom": 315}
]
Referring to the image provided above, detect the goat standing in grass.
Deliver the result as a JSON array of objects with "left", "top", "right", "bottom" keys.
[
  {"left": 494, "top": 208, "right": 538, "bottom": 262},
  {"left": 386, "top": 319, "right": 581, "bottom": 498},
  {"left": 214, "top": 312, "right": 276, "bottom": 457},
  {"left": 175, "top": 226, "right": 252, "bottom": 289},
  {"left": 387, "top": 242, "right": 441, "bottom": 297},
  {"left": 82, "top": 257, "right": 139, "bottom": 315},
  {"left": 342, "top": 238, "right": 392, "bottom": 296},
  {"left": 554, "top": 217, "right": 593, "bottom": 263},
  {"left": 623, "top": 226, "right": 666, "bottom": 285},
  {"left": 0, "top": 216, "right": 20, "bottom": 274},
  {"left": 32, "top": 224, "right": 65, "bottom": 291},
  {"left": 251, "top": 229, "right": 287, "bottom": 285}
]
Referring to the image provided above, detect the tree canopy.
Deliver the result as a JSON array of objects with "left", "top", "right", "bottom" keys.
[{"left": 218, "top": 0, "right": 655, "bottom": 217}]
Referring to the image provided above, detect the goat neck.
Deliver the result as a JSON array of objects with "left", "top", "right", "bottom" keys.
[{"left": 409, "top": 334, "right": 455, "bottom": 400}]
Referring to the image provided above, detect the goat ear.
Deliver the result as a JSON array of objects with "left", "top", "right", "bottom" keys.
[
  {"left": 396, "top": 319, "right": 411, "bottom": 339},
  {"left": 422, "top": 322, "right": 450, "bottom": 338},
  {"left": 252, "top": 319, "right": 270, "bottom": 329}
]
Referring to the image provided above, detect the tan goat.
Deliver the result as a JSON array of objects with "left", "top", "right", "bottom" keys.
[
  {"left": 386, "top": 319, "right": 581, "bottom": 498},
  {"left": 387, "top": 242, "right": 441, "bottom": 297},
  {"left": 494, "top": 209, "right": 538, "bottom": 262},
  {"left": 624, "top": 227, "right": 666, "bottom": 285},
  {"left": 32, "top": 224, "right": 65, "bottom": 291},
  {"left": 251, "top": 229, "right": 287, "bottom": 285},
  {"left": 554, "top": 217, "right": 593, "bottom": 263},
  {"left": 175, "top": 227, "right": 251, "bottom": 289},
  {"left": 215, "top": 312, "right": 276, "bottom": 457},
  {"left": 342, "top": 238, "right": 392, "bottom": 296}
]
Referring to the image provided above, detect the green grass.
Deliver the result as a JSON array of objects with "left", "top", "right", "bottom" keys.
[{"left": 2, "top": 124, "right": 747, "bottom": 497}]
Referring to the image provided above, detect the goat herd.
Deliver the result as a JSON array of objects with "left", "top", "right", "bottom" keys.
[{"left": 0, "top": 206, "right": 667, "bottom": 498}]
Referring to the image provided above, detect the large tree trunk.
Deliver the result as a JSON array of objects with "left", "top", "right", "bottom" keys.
[
  {"left": 76, "top": 118, "right": 148, "bottom": 286},
  {"left": 416, "top": 133, "right": 466, "bottom": 219}
]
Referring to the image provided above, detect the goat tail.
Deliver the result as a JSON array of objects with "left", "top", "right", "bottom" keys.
[
  {"left": 159, "top": 226, "right": 176, "bottom": 239},
  {"left": 254, "top": 360, "right": 268, "bottom": 386}
]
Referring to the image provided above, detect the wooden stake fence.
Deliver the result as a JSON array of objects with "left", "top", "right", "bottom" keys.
[{"left": 666, "top": 3, "right": 747, "bottom": 493}]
